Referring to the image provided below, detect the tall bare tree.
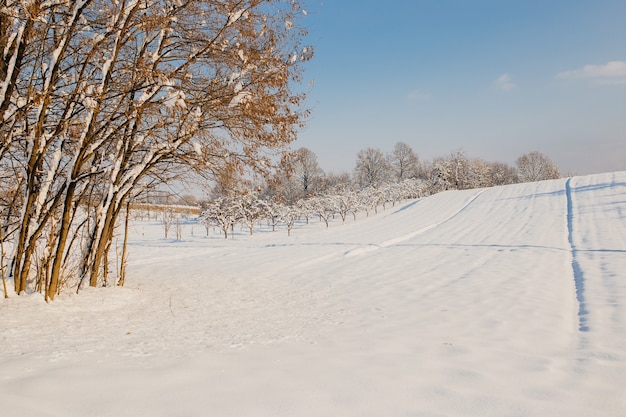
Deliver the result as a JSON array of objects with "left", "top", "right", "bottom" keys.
[
  {"left": 388, "top": 142, "right": 419, "bottom": 181},
  {"left": 294, "top": 147, "right": 324, "bottom": 196},
  {"left": 354, "top": 147, "right": 391, "bottom": 188}
]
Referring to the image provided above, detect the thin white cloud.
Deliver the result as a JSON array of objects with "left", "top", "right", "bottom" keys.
[
  {"left": 557, "top": 60, "right": 626, "bottom": 84},
  {"left": 406, "top": 90, "right": 431, "bottom": 101},
  {"left": 494, "top": 74, "right": 515, "bottom": 91}
]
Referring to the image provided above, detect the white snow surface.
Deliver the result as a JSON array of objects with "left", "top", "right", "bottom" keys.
[{"left": 1, "top": 172, "right": 625, "bottom": 417}]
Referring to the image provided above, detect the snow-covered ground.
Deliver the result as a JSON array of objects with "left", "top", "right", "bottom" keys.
[{"left": 1, "top": 172, "right": 625, "bottom": 417}]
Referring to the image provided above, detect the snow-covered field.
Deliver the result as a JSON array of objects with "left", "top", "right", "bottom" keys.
[{"left": 1, "top": 172, "right": 625, "bottom": 417}]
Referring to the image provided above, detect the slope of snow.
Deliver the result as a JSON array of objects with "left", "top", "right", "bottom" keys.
[{"left": 1, "top": 172, "right": 625, "bottom": 417}]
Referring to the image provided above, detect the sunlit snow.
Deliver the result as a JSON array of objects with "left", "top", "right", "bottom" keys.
[{"left": 1, "top": 172, "right": 625, "bottom": 417}]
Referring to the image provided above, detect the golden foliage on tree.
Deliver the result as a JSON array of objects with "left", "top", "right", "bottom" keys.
[{"left": 0, "top": 0, "right": 312, "bottom": 299}]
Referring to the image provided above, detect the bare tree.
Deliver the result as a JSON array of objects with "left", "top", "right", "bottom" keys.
[
  {"left": 516, "top": 151, "right": 561, "bottom": 182},
  {"left": 354, "top": 147, "right": 392, "bottom": 188},
  {"left": 161, "top": 209, "right": 177, "bottom": 239},
  {"left": 294, "top": 147, "right": 324, "bottom": 197},
  {"left": 317, "top": 171, "right": 352, "bottom": 195},
  {"left": 263, "top": 169, "right": 300, "bottom": 205},
  {"left": 388, "top": 142, "right": 419, "bottom": 181},
  {"left": 489, "top": 162, "right": 518, "bottom": 186},
  {"left": 263, "top": 147, "right": 324, "bottom": 203}
]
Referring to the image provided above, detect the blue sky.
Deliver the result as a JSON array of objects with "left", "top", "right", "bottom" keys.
[{"left": 295, "top": 0, "right": 626, "bottom": 175}]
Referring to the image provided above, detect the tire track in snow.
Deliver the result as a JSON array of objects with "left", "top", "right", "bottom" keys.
[
  {"left": 345, "top": 189, "right": 486, "bottom": 257},
  {"left": 566, "top": 177, "right": 589, "bottom": 332},
  {"left": 127, "top": 248, "right": 209, "bottom": 266}
]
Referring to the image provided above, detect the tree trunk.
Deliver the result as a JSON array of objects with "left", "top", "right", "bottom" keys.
[
  {"left": 118, "top": 201, "right": 131, "bottom": 287},
  {"left": 1, "top": 226, "right": 8, "bottom": 298},
  {"left": 12, "top": 183, "right": 38, "bottom": 293},
  {"left": 88, "top": 205, "right": 117, "bottom": 288},
  {"left": 47, "top": 182, "right": 77, "bottom": 300}
]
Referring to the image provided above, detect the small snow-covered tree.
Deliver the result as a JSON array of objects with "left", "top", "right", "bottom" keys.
[
  {"left": 161, "top": 209, "right": 177, "bottom": 239},
  {"left": 333, "top": 189, "right": 360, "bottom": 223},
  {"left": 200, "top": 197, "right": 238, "bottom": 239},
  {"left": 262, "top": 199, "right": 283, "bottom": 232},
  {"left": 398, "top": 178, "right": 427, "bottom": 199},
  {"left": 278, "top": 204, "right": 300, "bottom": 236},
  {"left": 233, "top": 191, "right": 264, "bottom": 235},
  {"left": 427, "top": 150, "right": 472, "bottom": 191},
  {"left": 358, "top": 186, "right": 386, "bottom": 214},
  {"left": 296, "top": 198, "right": 314, "bottom": 224},
  {"left": 308, "top": 196, "right": 335, "bottom": 228},
  {"left": 429, "top": 157, "right": 453, "bottom": 192}
]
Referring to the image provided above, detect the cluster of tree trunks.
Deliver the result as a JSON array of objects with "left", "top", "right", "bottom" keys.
[{"left": 0, "top": 0, "right": 310, "bottom": 300}]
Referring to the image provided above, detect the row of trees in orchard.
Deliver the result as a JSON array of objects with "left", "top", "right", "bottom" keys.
[
  {"left": 200, "top": 178, "right": 426, "bottom": 238},
  {"left": 197, "top": 145, "right": 560, "bottom": 239},
  {"left": 0, "top": 0, "right": 311, "bottom": 299}
]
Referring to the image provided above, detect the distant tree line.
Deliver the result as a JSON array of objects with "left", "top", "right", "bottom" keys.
[
  {"left": 196, "top": 145, "right": 561, "bottom": 239},
  {"left": 254, "top": 144, "right": 561, "bottom": 204}
]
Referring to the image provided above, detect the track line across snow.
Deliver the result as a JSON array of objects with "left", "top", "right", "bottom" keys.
[
  {"left": 344, "top": 189, "right": 485, "bottom": 257},
  {"left": 566, "top": 177, "right": 589, "bottom": 332}
]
